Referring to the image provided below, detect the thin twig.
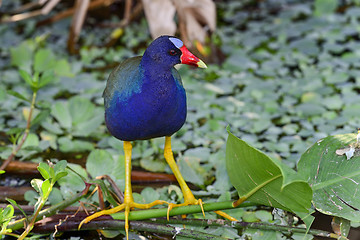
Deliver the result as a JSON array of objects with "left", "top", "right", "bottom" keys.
[
  {"left": 7, "top": 184, "right": 90, "bottom": 232},
  {"left": 1, "top": 91, "right": 37, "bottom": 171},
  {"left": 36, "top": 0, "right": 116, "bottom": 27},
  {"left": 96, "top": 175, "right": 124, "bottom": 202},
  {"left": 123, "top": 0, "right": 132, "bottom": 26}
]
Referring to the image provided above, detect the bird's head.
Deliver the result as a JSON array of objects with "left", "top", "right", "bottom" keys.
[{"left": 143, "top": 36, "right": 207, "bottom": 69}]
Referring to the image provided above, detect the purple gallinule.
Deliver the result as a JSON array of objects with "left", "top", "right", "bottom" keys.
[{"left": 79, "top": 36, "right": 207, "bottom": 239}]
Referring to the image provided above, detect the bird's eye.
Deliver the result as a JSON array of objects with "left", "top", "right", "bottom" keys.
[{"left": 169, "top": 49, "right": 177, "bottom": 56}]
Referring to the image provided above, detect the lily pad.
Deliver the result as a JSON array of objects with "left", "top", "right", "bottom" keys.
[
  {"left": 298, "top": 133, "right": 360, "bottom": 222},
  {"left": 51, "top": 96, "right": 103, "bottom": 137}
]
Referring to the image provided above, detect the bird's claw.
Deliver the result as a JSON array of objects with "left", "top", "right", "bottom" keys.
[
  {"left": 79, "top": 200, "right": 167, "bottom": 240},
  {"left": 166, "top": 198, "right": 205, "bottom": 220}
]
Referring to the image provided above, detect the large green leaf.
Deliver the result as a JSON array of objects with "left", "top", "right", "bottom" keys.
[
  {"left": 298, "top": 133, "right": 360, "bottom": 222},
  {"left": 226, "top": 128, "right": 313, "bottom": 220}
]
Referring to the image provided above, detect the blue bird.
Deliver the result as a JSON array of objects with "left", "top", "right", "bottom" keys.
[{"left": 79, "top": 36, "right": 207, "bottom": 239}]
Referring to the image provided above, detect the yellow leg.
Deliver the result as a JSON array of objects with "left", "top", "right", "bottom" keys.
[
  {"left": 79, "top": 141, "right": 167, "bottom": 240},
  {"left": 164, "top": 136, "right": 205, "bottom": 220},
  {"left": 214, "top": 210, "right": 238, "bottom": 221}
]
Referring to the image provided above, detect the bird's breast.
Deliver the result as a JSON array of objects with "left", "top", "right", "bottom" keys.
[{"left": 104, "top": 76, "right": 187, "bottom": 141}]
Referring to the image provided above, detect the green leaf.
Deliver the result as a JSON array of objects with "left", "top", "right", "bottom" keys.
[
  {"left": 31, "top": 109, "right": 51, "bottom": 127},
  {"left": 41, "top": 179, "right": 51, "bottom": 197},
  {"left": 86, "top": 149, "right": 114, "bottom": 178},
  {"left": 21, "top": 133, "right": 39, "bottom": 148},
  {"left": 54, "top": 171, "right": 68, "bottom": 183},
  {"left": 54, "top": 59, "right": 73, "bottom": 77},
  {"left": 314, "top": 0, "right": 338, "bottom": 16},
  {"left": 1, "top": 204, "right": 14, "bottom": 229},
  {"left": 7, "top": 128, "right": 23, "bottom": 136},
  {"left": 41, "top": 119, "right": 64, "bottom": 135},
  {"left": 226, "top": 128, "right": 312, "bottom": 215},
  {"left": 141, "top": 187, "right": 160, "bottom": 204},
  {"left": 6, "top": 198, "right": 27, "bottom": 218},
  {"left": 37, "top": 164, "right": 50, "bottom": 180},
  {"left": 298, "top": 133, "right": 360, "bottom": 222},
  {"left": 24, "top": 190, "right": 39, "bottom": 206},
  {"left": 57, "top": 163, "right": 87, "bottom": 197},
  {"left": 58, "top": 137, "right": 94, "bottom": 152},
  {"left": 3, "top": 204, "right": 14, "bottom": 219},
  {"left": 10, "top": 41, "right": 34, "bottom": 71},
  {"left": 242, "top": 211, "right": 259, "bottom": 222},
  {"left": 53, "top": 161, "right": 68, "bottom": 182},
  {"left": 34, "top": 48, "right": 56, "bottom": 73},
  {"left": 73, "top": 113, "right": 103, "bottom": 137},
  {"left": 54, "top": 160, "right": 67, "bottom": 173},
  {"left": 68, "top": 97, "right": 95, "bottom": 125},
  {"left": 51, "top": 101, "right": 72, "bottom": 129},
  {"left": 100, "top": 230, "right": 121, "bottom": 238},
  {"left": 49, "top": 164, "right": 55, "bottom": 180},
  {"left": 6, "top": 90, "right": 29, "bottom": 102},
  {"left": 255, "top": 210, "right": 273, "bottom": 222},
  {"left": 48, "top": 188, "right": 64, "bottom": 205},
  {"left": 38, "top": 70, "right": 55, "bottom": 88},
  {"left": 331, "top": 217, "right": 351, "bottom": 238},
  {"left": 177, "top": 157, "right": 204, "bottom": 186},
  {"left": 140, "top": 157, "right": 167, "bottom": 172},
  {"left": 31, "top": 179, "right": 43, "bottom": 194},
  {"left": 18, "top": 69, "right": 34, "bottom": 87}
]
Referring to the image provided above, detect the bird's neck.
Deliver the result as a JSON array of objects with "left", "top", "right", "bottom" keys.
[{"left": 140, "top": 55, "right": 174, "bottom": 84}]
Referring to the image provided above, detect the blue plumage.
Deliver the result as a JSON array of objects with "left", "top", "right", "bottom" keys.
[{"left": 103, "top": 36, "right": 188, "bottom": 141}]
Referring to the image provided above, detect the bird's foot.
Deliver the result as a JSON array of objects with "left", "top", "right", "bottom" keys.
[
  {"left": 79, "top": 199, "right": 167, "bottom": 240},
  {"left": 167, "top": 193, "right": 204, "bottom": 220}
]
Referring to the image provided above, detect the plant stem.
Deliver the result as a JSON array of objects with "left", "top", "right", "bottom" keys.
[
  {"left": 8, "top": 185, "right": 89, "bottom": 231},
  {"left": 1, "top": 91, "right": 37, "bottom": 171},
  {"left": 18, "top": 198, "right": 45, "bottom": 240},
  {"left": 110, "top": 200, "right": 254, "bottom": 220},
  {"left": 2, "top": 232, "right": 21, "bottom": 238}
]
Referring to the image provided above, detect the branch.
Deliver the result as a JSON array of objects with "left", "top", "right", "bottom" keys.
[
  {"left": 151, "top": 218, "right": 339, "bottom": 239},
  {"left": 30, "top": 215, "right": 338, "bottom": 239},
  {"left": 35, "top": 218, "right": 229, "bottom": 240}
]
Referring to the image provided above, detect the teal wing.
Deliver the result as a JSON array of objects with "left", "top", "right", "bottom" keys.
[
  {"left": 103, "top": 56, "right": 143, "bottom": 108},
  {"left": 171, "top": 67, "right": 183, "bottom": 86}
]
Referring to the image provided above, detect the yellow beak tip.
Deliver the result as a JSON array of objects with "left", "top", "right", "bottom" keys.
[{"left": 197, "top": 59, "right": 207, "bottom": 69}]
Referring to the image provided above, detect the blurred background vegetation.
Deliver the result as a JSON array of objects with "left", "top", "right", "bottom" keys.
[{"left": 1, "top": 0, "right": 360, "bottom": 239}]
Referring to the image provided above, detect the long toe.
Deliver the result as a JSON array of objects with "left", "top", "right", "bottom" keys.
[
  {"left": 79, "top": 200, "right": 168, "bottom": 240},
  {"left": 166, "top": 197, "right": 204, "bottom": 220}
]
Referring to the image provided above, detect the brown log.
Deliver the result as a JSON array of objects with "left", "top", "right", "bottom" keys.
[
  {"left": 4, "top": 161, "right": 40, "bottom": 175},
  {"left": 3, "top": 160, "right": 177, "bottom": 183},
  {"left": 0, "top": 186, "right": 33, "bottom": 202}
]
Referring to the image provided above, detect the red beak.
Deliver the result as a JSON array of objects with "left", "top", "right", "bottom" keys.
[{"left": 180, "top": 46, "right": 207, "bottom": 68}]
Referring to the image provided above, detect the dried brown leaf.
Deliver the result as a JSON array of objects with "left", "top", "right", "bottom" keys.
[
  {"left": 142, "top": 0, "right": 216, "bottom": 44},
  {"left": 173, "top": 0, "right": 216, "bottom": 44},
  {"left": 142, "top": 0, "right": 177, "bottom": 39},
  {"left": 68, "top": 0, "right": 90, "bottom": 54}
]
